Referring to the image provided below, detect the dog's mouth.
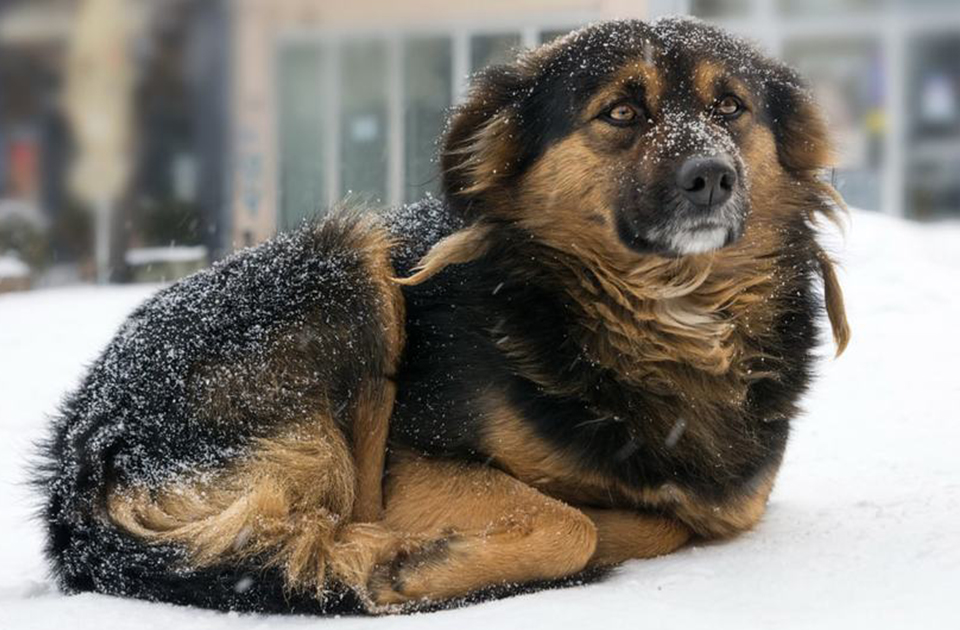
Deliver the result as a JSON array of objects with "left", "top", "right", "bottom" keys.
[
  {"left": 668, "top": 222, "right": 734, "bottom": 255},
  {"left": 616, "top": 198, "right": 747, "bottom": 258},
  {"left": 663, "top": 206, "right": 747, "bottom": 255}
]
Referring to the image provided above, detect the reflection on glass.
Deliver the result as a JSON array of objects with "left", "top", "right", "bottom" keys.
[
  {"left": 907, "top": 34, "right": 960, "bottom": 218},
  {"left": 471, "top": 34, "right": 521, "bottom": 73},
  {"left": 404, "top": 37, "right": 452, "bottom": 203},
  {"left": 784, "top": 37, "right": 885, "bottom": 211},
  {"left": 778, "top": 0, "right": 882, "bottom": 16},
  {"left": 898, "top": 0, "right": 960, "bottom": 6},
  {"left": 277, "top": 43, "right": 325, "bottom": 229},
  {"left": 340, "top": 39, "right": 387, "bottom": 204},
  {"left": 540, "top": 28, "right": 577, "bottom": 45},
  {"left": 909, "top": 35, "right": 960, "bottom": 141},
  {"left": 691, "top": 0, "right": 750, "bottom": 18}
]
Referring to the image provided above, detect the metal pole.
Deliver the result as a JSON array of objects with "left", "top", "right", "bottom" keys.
[{"left": 95, "top": 197, "right": 111, "bottom": 284}]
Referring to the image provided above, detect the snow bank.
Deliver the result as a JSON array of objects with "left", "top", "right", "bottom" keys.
[
  {"left": 1, "top": 210, "right": 958, "bottom": 629},
  {"left": 0, "top": 254, "right": 30, "bottom": 279},
  {"left": 125, "top": 246, "right": 208, "bottom": 266}
]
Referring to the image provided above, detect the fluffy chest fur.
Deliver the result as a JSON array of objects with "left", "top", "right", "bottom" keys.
[{"left": 390, "top": 218, "right": 823, "bottom": 511}]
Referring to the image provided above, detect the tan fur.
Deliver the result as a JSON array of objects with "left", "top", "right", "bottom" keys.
[
  {"left": 104, "top": 32, "right": 850, "bottom": 613},
  {"left": 351, "top": 227, "right": 406, "bottom": 521},
  {"left": 393, "top": 223, "right": 493, "bottom": 286},
  {"left": 108, "top": 416, "right": 355, "bottom": 594},
  {"left": 481, "top": 396, "right": 776, "bottom": 539},
  {"left": 444, "top": 110, "right": 520, "bottom": 198},
  {"left": 412, "top": 120, "right": 849, "bottom": 387},
  {"left": 692, "top": 61, "right": 754, "bottom": 111},
  {"left": 580, "top": 508, "right": 691, "bottom": 567},
  {"left": 350, "top": 378, "right": 396, "bottom": 523},
  {"left": 693, "top": 60, "right": 724, "bottom": 104},
  {"left": 488, "top": 130, "right": 792, "bottom": 407},
  {"left": 395, "top": 37, "right": 846, "bottom": 607},
  {"left": 369, "top": 451, "right": 598, "bottom": 607},
  {"left": 668, "top": 471, "right": 778, "bottom": 537},
  {"left": 393, "top": 88, "right": 846, "bottom": 573},
  {"left": 584, "top": 58, "right": 663, "bottom": 116},
  {"left": 817, "top": 249, "right": 850, "bottom": 356},
  {"left": 778, "top": 95, "right": 837, "bottom": 173},
  {"left": 107, "top": 217, "right": 405, "bottom": 595}
]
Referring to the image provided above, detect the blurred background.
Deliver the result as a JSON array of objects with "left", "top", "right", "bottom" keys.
[{"left": 0, "top": 0, "right": 957, "bottom": 291}]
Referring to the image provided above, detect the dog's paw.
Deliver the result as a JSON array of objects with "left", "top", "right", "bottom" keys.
[{"left": 364, "top": 535, "right": 454, "bottom": 611}]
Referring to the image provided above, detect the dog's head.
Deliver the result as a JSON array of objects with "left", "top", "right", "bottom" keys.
[{"left": 441, "top": 18, "right": 835, "bottom": 260}]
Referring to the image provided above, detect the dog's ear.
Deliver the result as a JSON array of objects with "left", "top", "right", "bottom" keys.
[
  {"left": 816, "top": 248, "right": 851, "bottom": 356},
  {"left": 440, "top": 65, "right": 528, "bottom": 217},
  {"left": 767, "top": 71, "right": 835, "bottom": 174},
  {"left": 770, "top": 72, "right": 850, "bottom": 355}
]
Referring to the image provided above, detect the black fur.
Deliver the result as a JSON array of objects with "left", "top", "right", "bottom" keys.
[
  {"left": 34, "top": 18, "right": 835, "bottom": 615},
  {"left": 391, "top": 218, "right": 820, "bottom": 502},
  {"left": 34, "top": 211, "right": 401, "bottom": 613}
]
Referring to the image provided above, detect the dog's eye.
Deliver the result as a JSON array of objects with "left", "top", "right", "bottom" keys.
[
  {"left": 714, "top": 95, "right": 743, "bottom": 118},
  {"left": 601, "top": 102, "right": 639, "bottom": 126}
]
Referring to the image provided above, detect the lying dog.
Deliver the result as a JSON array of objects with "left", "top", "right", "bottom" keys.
[{"left": 36, "top": 17, "right": 849, "bottom": 614}]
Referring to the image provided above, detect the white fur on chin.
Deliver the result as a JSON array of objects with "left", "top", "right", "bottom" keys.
[{"left": 669, "top": 227, "right": 728, "bottom": 255}]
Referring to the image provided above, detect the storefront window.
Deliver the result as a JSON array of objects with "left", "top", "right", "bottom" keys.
[
  {"left": 541, "top": 28, "right": 577, "bottom": 44},
  {"left": 470, "top": 34, "right": 522, "bottom": 73},
  {"left": 404, "top": 37, "right": 452, "bottom": 203},
  {"left": 277, "top": 42, "right": 325, "bottom": 229},
  {"left": 778, "top": 0, "right": 882, "bottom": 16},
  {"left": 907, "top": 33, "right": 960, "bottom": 218},
  {"left": 340, "top": 39, "right": 388, "bottom": 204},
  {"left": 784, "top": 37, "right": 885, "bottom": 211},
  {"left": 691, "top": 0, "right": 751, "bottom": 19}
]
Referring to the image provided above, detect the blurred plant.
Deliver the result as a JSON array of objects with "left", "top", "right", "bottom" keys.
[
  {"left": 49, "top": 198, "right": 94, "bottom": 265},
  {"left": 133, "top": 199, "right": 202, "bottom": 246},
  {"left": 0, "top": 215, "right": 49, "bottom": 270}
]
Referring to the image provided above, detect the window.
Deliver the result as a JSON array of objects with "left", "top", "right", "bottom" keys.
[
  {"left": 906, "top": 33, "right": 960, "bottom": 218},
  {"left": 908, "top": 34, "right": 960, "bottom": 143},
  {"left": 540, "top": 28, "right": 577, "bottom": 45},
  {"left": 276, "top": 24, "right": 584, "bottom": 223},
  {"left": 404, "top": 37, "right": 452, "bottom": 203},
  {"left": 783, "top": 38, "right": 885, "bottom": 211},
  {"left": 778, "top": 0, "right": 882, "bottom": 16},
  {"left": 340, "top": 39, "right": 388, "bottom": 205},
  {"left": 690, "top": 0, "right": 751, "bottom": 19},
  {"left": 470, "top": 34, "right": 522, "bottom": 73},
  {"left": 277, "top": 42, "right": 324, "bottom": 229}
]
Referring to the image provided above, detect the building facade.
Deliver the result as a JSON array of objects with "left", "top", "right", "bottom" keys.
[
  {"left": 226, "top": 0, "right": 649, "bottom": 249},
  {"left": 2, "top": 0, "right": 957, "bottom": 272}
]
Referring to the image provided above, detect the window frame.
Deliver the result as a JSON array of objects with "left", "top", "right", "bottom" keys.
[{"left": 273, "top": 16, "right": 592, "bottom": 218}]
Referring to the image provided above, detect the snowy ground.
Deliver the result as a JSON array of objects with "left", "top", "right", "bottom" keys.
[{"left": 1, "top": 209, "right": 958, "bottom": 629}]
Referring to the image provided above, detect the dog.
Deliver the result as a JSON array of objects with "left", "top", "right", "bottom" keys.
[{"left": 36, "top": 17, "right": 849, "bottom": 614}]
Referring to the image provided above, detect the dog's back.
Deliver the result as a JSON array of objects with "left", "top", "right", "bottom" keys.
[{"left": 34, "top": 210, "right": 414, "bottom": 612}]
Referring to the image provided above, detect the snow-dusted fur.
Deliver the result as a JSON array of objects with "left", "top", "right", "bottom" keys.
[
  {"left": 34, "top": 206, "right": 452, "bottom": 612},
  {"left": 35, "top": 18, "right": 850, "bottom": 614}
]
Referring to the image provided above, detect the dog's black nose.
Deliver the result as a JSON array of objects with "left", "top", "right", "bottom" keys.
[{"left": 676, "top": 157, "right": 737, "bottom": 208}]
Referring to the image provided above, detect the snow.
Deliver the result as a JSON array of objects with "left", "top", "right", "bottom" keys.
[
  {"left": 0, "top": 198, "right": 46, "bottom": 228},
  {"left": 0, "top": 254, "right": 30, "bottom": 278},
  {"left": 1, "top": 209, "right": 958, "bottom": 629},
  {"left": 125, "top": 246, "right": 209, "bottom": 266}
]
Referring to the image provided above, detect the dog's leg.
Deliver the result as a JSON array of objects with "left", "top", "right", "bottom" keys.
[
  {"left": 578, "top": 467, "right": 779, "bottom": 566},
  {"left": 107, "top": 413, "right": 359, "bottom": 596},
  {"left": 108, "top": 417, "right": 445, "bottom": 611},
  {"left": 359, "top": 451, "right": 598, "bottom": 608},
  {"left": 349, "top": 225, "right": 406, "bottom": 524},
  {"left": 578, "top": 508, "right": 690, "bottom": 567},
  {"left": 349, "top": 377, "right": 395, "bottom": 523}
]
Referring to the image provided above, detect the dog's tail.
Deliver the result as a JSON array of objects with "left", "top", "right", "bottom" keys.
[{"left": 31, "top": 409, "right": 360, "bottom": 614}]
